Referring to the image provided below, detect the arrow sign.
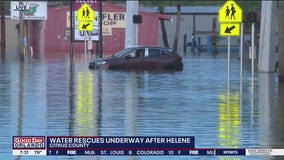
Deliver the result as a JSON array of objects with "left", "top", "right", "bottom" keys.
[
  {"left": 82, "top": 23, "right": 90, "bottom": 29},
  {"left": 220, "top": 23, "right": 240, "bottom": 36},
  {"left": 79, "top": 21, "right": 93, "bottom": 31},
  {"left": 225, "top": 25, "right": 236, "bottom": 33}
]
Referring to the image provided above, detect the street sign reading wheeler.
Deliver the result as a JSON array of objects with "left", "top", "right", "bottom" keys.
[
  {"left": 77, "top": 3, "right": 95, "bottom": 21},
  {"left": 218, "top": 0, "right": 242, "bottom": 23}
]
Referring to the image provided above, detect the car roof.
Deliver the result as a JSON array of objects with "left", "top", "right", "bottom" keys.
[{"left": 126, "top": 45, "right": 173, "bottom": 50}]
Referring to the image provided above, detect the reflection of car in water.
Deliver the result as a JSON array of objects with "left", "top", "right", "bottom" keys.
[{"left": 89, "top": 46, "right": 183, "bottom": 71}]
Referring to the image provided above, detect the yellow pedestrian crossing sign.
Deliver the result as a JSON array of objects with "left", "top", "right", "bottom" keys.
[
  {"left": 79, "top": 21, "right": 93, "bottom": 31},
  {"left": 218, "top": 0, "right": 242, "bottom": 23},
  {"left": 220, "top": 23, "right": 240, "bottom": 36},
  {"left": 77, "top": 3, "right": 95, "bottom": 21}
]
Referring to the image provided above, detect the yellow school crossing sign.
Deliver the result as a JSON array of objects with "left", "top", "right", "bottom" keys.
[
  {"left": 77, "top": 3, "right": 94, "bottom": 31},
  {"left": 218, "top": 0, "right": 242, "bottom": 36},
  {"left": 218, "top": 0, "right": 242, "bottom": 23},
  {"left": 77, "top": 3, "right": 95, "bottom": 21}
]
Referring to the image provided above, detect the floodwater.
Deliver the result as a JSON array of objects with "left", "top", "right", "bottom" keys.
[{"left": 1, "top": 49, "right": 284, "bottom": 160}]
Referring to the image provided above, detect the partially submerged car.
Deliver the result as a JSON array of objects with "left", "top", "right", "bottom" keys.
[{"left": 89, "top": 46, "right": 183, "bottom": 71}]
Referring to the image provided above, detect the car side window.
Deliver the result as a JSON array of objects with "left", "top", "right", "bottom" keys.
[
  {"left": 127, "top": 51, "right": 136, "bottom": 58},
  {"left": 148, "top": 48, "right": 161, "bottom": 57},
  {"left": 125, "top": 49, "right": 145, "bottom": 58},
  {"left": 135, "top": 49, "right": 145, "bottom": 58}
]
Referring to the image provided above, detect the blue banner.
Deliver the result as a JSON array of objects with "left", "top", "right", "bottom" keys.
[
  {"left": 46, "top": 149, "right": 246, "bottom": 156},
  {"left": 47, "top": 136, "right": 195, "bottom": 150}
]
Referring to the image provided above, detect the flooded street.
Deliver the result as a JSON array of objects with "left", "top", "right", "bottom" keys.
[{"left": 1, "top": 50, "right": 284, "bottom": 160}]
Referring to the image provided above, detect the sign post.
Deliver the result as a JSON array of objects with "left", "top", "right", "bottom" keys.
[
  {"left": 240, "top": 23, "right": 243, "bottom": 97},
  {"left": 251, "top": 22, "right": 255, "bottom": 92},
  {"left": 77, "top": 2, "right": 95, "bottom": 66},
  {"left": 218, "top": 0, "right": 242, "bottom": 97}
]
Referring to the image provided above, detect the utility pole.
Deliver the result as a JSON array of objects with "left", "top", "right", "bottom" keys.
[
  {"left": 258, "top": 1, "right": 278, "bottom": 73},
  {"left": 125, "top": 1, "right": 138, "bottom": 47},
  {"left": 19, "top": 0, "right": 25, "bottom": 58},
  {"left": 0, "top": 1, "right": 5, "bottom": 53},
  {"left": 279, "top": 1, "right": 284, "bottom": 83},
  {"left": 70, "top": 0, "right": 73, "bottom": 62}
]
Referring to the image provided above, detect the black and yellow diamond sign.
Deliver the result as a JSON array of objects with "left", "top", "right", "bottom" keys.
[
  {"left": 218, "top": 0, "right": 242, "bottom": 23},
  {"left": 220, "top": 23, "right": 240, "bottom": 36},
  {"left": 77, "top": 3, "right": 95, "bottom": 21},
  {"left": 79, "top": 21, "right": 93, "bottom": 31}
]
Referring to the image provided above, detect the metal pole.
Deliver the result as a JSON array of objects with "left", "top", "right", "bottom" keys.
[
  {"left": 23, "top": 22, "right": 27, "bottom": 55},
  {"left": 252, "top": 23, "right": 255, "bottom": 90},
  {"left": 84, "top": 31, "right": 87, "bottom": 66},
  {"left": 227, "top": 36, "right": 231, "bottom": 93},
  {"left": 240, "top": 23, "right": 243, "bottom": 98},
  {"left": 99, "top": 0, "right": 102, "bottom": 58},
  {"left": 88, "top": 31, "right": 91, "bottom": 62},
  {"left": 125, "top": 1, "right": 138, "bottom": 47},
  {"left": 250, "top": 22, "right": 255, "bottom": 122},
  {"left": 19, "top": 0, "right": 24, "bottom": 58},
  {"left": 227, "top": 36, "right": 231, "bottom": 105},
  {"left": 70, "top": 0, "right": 73, "bottom": 63},
  {"left": 27, "top": 20, "right": 30, "bottom": 56},
  {"left": 0, "top": 1, "right": 6, "bottom": 53}
]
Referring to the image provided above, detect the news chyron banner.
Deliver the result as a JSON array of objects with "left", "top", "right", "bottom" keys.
[
  {"left": 13, "top": 136, "right": 194, "bottom": 156},
  {"left": 13, "top": 136, "right": 46, "bottom": 155},
  {"left": 13, "top": 136, "right": 284, "bottom": 156}
]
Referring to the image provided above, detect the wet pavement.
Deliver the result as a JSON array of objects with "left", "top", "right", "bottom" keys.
[{"left": 0, "top": 49, "right": 283, "bottom": 160}]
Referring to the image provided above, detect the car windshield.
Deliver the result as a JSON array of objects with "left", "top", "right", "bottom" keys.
[{"left": 112, "top": 47, "right": 134, "bottom": 57}]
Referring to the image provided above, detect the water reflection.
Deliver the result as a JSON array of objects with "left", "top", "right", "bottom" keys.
[
  {"left": 271, "top": 82, "right": 284, "bottom": 160},
  {"left": 46, "top": 59, "right": 70, "bottom": 135},
  {"left": 258, "top": 73, "right": 284, "bottom": 160},
  {"left": 1, "top": 51, "right": 284, "bottom": 160},
  {"left": 218, "top": 90, "right": 241, "bottom": 160},
  {"left": 68, "top": 61, "right": 76, "bottom": 136},
  {"left": 218, "top": 92, "right": 240, "bottom": 148},
  {"left": 0, "top": 57, "right": 11, "bottom": 154},
  {"left": 277, "top": 82, "right": 284, "bottom": 147},
  {"left": 16, "top": 60, "right": 24, "bottom": 160},
  {"left": 76, "top": 71, "right": 95, "bottom": 135},
  {"left": 258, "top": 73, "right": 276, "bottom": 147},
  {"left": 124, "top": 72, "right": 138, "bottom": 136}
]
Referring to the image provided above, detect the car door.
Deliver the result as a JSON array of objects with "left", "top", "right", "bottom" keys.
[
  {"left": 120, "top": 48, "right": 145, "bottom": 70},
  {"left": 143, "top": 48, "right": 163, "bottom": 69}
]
